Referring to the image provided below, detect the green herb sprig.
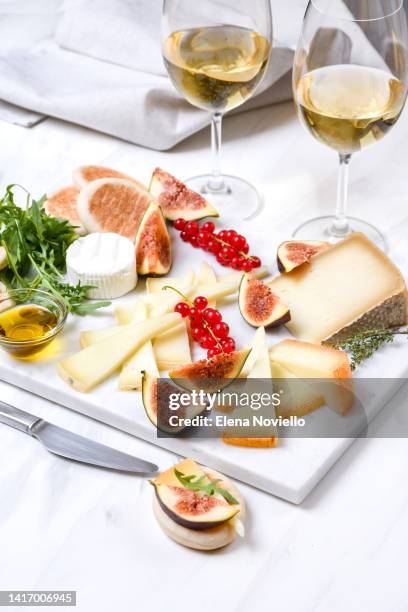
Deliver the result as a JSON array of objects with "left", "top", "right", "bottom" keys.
[
  {"left": 335, "top": 328, "right": 408, "bottom": 370},
  {"left": 0, "top": 185, "right": 110, "bottom": 316},
  {"left": 174, "top": 468, "right": 239, "bottom": 505}
]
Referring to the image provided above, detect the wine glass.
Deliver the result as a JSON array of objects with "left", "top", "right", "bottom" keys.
[
  {"left": 162, "top": 0, "right": 272, "bottom": 220},
  {"left": 292, "top": 0, "right": 408, "bottom": 249}
]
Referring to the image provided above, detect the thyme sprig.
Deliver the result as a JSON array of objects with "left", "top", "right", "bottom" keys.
[{"left": 335, "top": 328, "right": 408, "bottom": 370}]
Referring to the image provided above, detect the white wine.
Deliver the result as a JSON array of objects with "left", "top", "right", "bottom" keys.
[
  {"left": 163, "top": 26, "right": 270, "bottom": 112},
  {"left": 295, "top": 64, "right": 406, "bottom": 154}
]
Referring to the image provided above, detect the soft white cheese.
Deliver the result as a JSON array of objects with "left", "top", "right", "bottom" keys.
[{"left": 66, "top": 232, "right": 137, "bottom": 299}]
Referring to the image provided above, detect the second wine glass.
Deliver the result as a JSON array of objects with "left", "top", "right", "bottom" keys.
[
  {"left": 293, "top": 0, "right": 408, "bottom": 249},
  {"left": 162, "top": 0, "right": 272, "bottom": 220}
]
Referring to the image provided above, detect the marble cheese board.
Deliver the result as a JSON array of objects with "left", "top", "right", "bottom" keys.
[{"left": 0, "top": 233, "right": 407, "bottom": 504}]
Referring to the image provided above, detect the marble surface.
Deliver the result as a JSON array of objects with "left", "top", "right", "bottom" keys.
[{"left": 1, "top": 100, "right": 408, "bottom": 611}]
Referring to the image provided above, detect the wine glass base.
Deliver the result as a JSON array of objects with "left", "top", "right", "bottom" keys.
[
  {"left": 185, "top": 174, "right": 263, "bottom": 222},
  {"left": 292, "top": 216, "right": 387, "bottom": 252}
]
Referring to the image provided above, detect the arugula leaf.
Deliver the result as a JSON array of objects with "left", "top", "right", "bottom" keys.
[
  {"left": 174, "top": 469, "right": 239, "bottom": 505},
  {"left": 0, "top": 185, "right": 110, "bottom": 316}
]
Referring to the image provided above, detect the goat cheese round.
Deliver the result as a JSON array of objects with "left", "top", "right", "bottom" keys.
[{"left": 66, "top": 233, "right": 137, "bottom": 299}]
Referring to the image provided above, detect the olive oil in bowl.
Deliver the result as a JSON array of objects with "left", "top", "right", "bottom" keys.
[{"left": 0, "top": 289, "right": 67, "bottom": 358}]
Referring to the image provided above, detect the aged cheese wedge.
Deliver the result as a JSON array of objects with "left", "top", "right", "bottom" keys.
[
  {"left": 268, "top": 233, "right": 407, "bottom": 344},
  {"left": 119, "top": 302, "right": 158, "bottom": 391},
  {"left": 58, "top": 313, "right": 181, "bottom": 392},
  {"left": 271, "top": 361, "right": 324, "bottom": 418},
  {"left": 153, "top": 320, "right": 192, "bottom": 372},
  {"left": 269, "top": 340, "right": 353, "bottom": 415}
]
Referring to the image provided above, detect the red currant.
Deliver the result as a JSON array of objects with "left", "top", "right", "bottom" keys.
[
  {"left": 232, "top": 234, "right": 246, "bottom": 251},
  {"left": 241, "top": 242, "right": 250, "bottom": 254},
  {"left": 221, "top": 337, "right": 236, "bottom": 353},
  {"left": 189, "top": 234, "right": 199, "bottom": 248},
  {"left": 189, "top": 307, "right": 202, "bottom": 322},
  {"left": 174, "top": 218, "right": 186, "bottom": 231},
  {"left": 220, "top": 246, "right": 234, "bottom": 261},
  {"left": 180, "top": 230, "right": 189, "bottom": 242},
  {"left": 251, "top": 256, "right": 262, "bottom": 268},
  {"left": 225, "top": 229, "right": 237, "bottom": 245},
  {"left": 194, "top": 296, "right": 208, "bottom": 310},
  {"left": 242, "top": 260, "right": 253, "bottom": 272},
  {"left": 202, "top": 221, "right": 215, "bottom": 233},
  {"left": 203, "top": 308, "right": 222, "bottom": 325},
  {"left": 200, "top": 334, "right": 217, "bottom": 349},
  {"left": 185, "top": 221, "right": 199, "bottom": 236},
  {"left": 174, "top": 302, "right": 190, "bottom": 317},
  {"left": 191, "top": 325, "right": 205, "bottom": 341},
  {"left": 208, "top": 240, "right": 221, "bottom": 255},
  {"left": 207, "top": 347, "right": 222, "bottom": 359},
  {"left": 216, "top": 253, "right": 229, "bottom": 266},
  {"left": 218, "top": 230, "right": 229, "bottom": 242},
  {"left": 231, "top": 256, "right": 241, "bottom": 270},
  {"left": 213, "top": 321, "right": 229, "bottom": 339}
]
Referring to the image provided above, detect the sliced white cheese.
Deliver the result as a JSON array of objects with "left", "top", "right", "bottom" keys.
[
  {"left": 153, "top": 320, "right": 192, "bottom": 371},
  {"left": 240, "top": 327, "right": 269, "bottom": 378},
  {"left": 268, "top": 233, "right": 407, "bottom": 343},
  {"left": 119, "top": 301, "right": 158, "bottom": 391},
  {"left": 66, "top": 232, "right": 137, "bottom": 299},
  {"left": 58, "top": 312, "right": 181, "bottom": 392},
  {"left": 191, "top": 262, "right": 217, "bottom": 308},
  {"left": 146, "top": 271, "right": 195, "bottom": 294}
]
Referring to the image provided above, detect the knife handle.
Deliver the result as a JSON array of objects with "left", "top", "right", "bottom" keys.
[{"left": 0, "top": 401, "right": 41, "bottom": 435}]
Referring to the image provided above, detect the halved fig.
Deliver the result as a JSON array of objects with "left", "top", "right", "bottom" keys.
[
  {"left": 142, "top": 372, "right": 206, "bottom": 433},
  {"left": 151, "top": 458, "right": 240, "bottom": 530},
  {"left": 169, "top": 350, "right": 251, "bottom": 393},
  {"left": 277, "top": 240, "right": 330, "bottom": 273},
  {"left": 239, "top": 274, "right": 290, "bottom": 329},
  {"left": 135, "top": 202, "right": 172, "bottom": 276},
  {"left": 149, "top": 168, "right": 219, "bottom": 221}
]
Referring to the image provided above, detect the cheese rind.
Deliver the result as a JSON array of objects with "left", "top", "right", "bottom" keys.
[
  {"left": 268, "top": 233, "right": 407, "bottom": 344},
  {"left": 58, "top": 313, "right": 181, "bottom": 392}
]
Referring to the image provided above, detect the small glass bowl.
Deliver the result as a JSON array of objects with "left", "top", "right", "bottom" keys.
[{"left": 0, "top": 288, "right": 68, "bottom": 358}]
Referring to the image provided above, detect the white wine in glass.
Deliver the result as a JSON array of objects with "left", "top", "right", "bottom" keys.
[
  {"left": 162, "top": 1, "right": 272, "bottom": 220},
  {"left": 293, "top": 0, "right": 408, "bottom": 249}
]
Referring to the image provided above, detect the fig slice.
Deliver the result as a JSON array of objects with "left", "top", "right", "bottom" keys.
[
  {"left": 142, "top": 372, "right": 207, "bottom": 433},
  {"left": 169, "top": 350, "right": 251, "bottom": 393},
  {"left": 151, "top": 459, "right": 240, "bottom": 530},
  {"left": 149, "top": 168, "right": 219, "bottom": 221},
  {"left": 277, "top": 240, "right": 330, "bottom": 273},
  {"left": 135, "top": 202, "right": 172, "bottom": 276},
  {"left": 239, "top": 274, "right": 290, "bottom": 329}
]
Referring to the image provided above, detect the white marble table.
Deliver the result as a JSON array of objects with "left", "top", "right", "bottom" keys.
[{"left": 1, "top": 101, "right": 408, "bottom": 612}]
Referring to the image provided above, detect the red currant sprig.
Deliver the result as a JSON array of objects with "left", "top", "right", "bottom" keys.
[
  {"left": 166, "top": 285, "right": 236, "bottom": 359},
  {"left": 173, "top": 219, "right": 262, "bottom": 273}
]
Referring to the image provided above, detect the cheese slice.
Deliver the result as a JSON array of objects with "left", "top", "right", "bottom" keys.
[
  {"left": 58, "top": 312, "right": 181, "bottom": 392},
  {"left": 271, "top": 362, "right": 324, "bottom": 418},
  {"left": 269, "top": 340, "right": 353, "bottom": 415},
  {"left": 153, "top": 320, "right": 192, "bottom": 371},
  {"left": 240, "top": 327, "right": 269, "bottom": 378},
  {"left": 268, "top": 233, "right": 407, "bottom": 344},
  {"left": 119, "top": 302, "right": 158, "bottom": 391},
  {"left": 193, "top": 262, "right": 217, "bottom": 307},
  {"left": 145, "top": 270, "right": 195, "bottom": 294}
]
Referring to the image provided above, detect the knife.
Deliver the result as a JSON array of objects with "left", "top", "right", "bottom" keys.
[{"left": 0, "top": 400, "right": 158, "bottom": 474}]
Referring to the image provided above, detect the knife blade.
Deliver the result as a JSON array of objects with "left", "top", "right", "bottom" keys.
[{"left": 0, "top": 400, "right": 158, "bottom": 474}]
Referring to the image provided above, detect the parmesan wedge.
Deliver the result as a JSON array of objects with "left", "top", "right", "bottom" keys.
[
  {"left": 58, "top": 313, "right": 181, "bottom": 392},
  {"left": 268, "top": 233, "right": 407, "bottom": 344}
]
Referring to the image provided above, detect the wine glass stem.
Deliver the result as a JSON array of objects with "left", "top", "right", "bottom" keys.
[
  {"left": 330, "top": 153, "right": 352, "bottom": 238},
  {"left": 207, "top": 112, "right": 226, "bottom": 192}
]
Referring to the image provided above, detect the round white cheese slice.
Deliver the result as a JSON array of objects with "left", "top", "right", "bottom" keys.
[{"left": 66, "top": 233, "right": 137, "bottom": 299}]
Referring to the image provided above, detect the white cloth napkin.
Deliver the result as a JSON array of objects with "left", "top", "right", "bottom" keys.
[{"left": 0, "top": 0, "right": 307, "bottom": 149}]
